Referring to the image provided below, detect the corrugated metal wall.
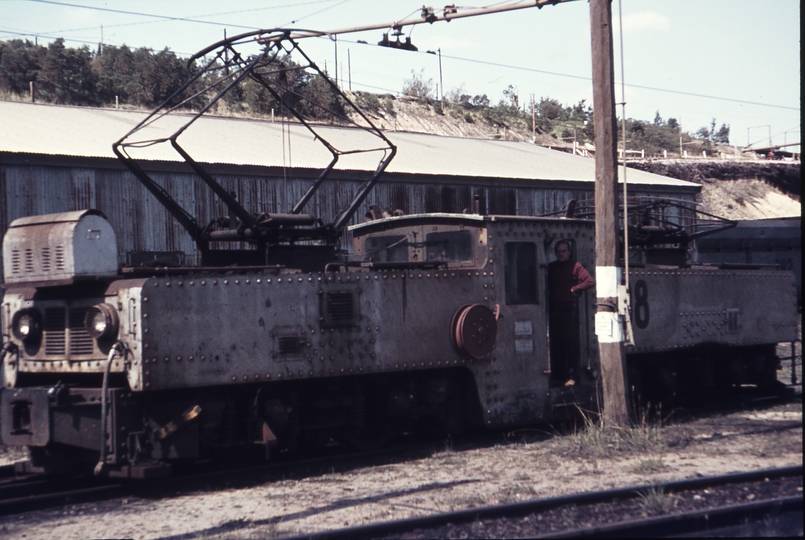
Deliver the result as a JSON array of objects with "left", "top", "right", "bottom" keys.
[{"left": 0, "top": 161, "right": 694, "bottom": 275}]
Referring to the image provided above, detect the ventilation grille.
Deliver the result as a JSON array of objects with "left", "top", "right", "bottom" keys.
[
  {"left": 278, "top": 336, "right": 303, "bottom": 355},
  {"left": 69, "top": 308, "right": 93, "bottom": 355},
  {"left": 41, "top": 247, "right": 51, "bottom": 273},
  {"left": 41, "top": 306, "right": 95, "bottom": 356},
  {"left": 44, "top": 307, "right": 66, "bottom": 355},
  {"left": 24, "top": 248, "right": 34, "bottom": 274},
  {"left": 55, "top": 245, "right": 65, "bottom": 270},
  {"left": 327, "top": 292, "right": 354, "bottom": 320},
  {"left": 11, "top": 249, "right": 20, "bottom": 275}
]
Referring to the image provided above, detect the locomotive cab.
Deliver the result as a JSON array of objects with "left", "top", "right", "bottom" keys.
[
  {"left": 352, "top": 213, "right": 489, "bottom": 268},
  {"left": 351, "top": 212, "right": 601, "bottom": 402}
]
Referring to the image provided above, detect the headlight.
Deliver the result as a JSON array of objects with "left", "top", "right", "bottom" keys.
[
  {"left": 84, "top": 304, "right": 119, "bottom": 340},
  {"left": 11, "top": 309, "right": 42, "bottom": 342}
]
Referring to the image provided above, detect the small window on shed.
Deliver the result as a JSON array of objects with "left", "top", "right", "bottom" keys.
[
  {"left": 365, "top": 235, "right": 408, "bottom": 262},
  {"left": 426, "top": 230, "right": 473, "bottom": 262},
  {"left": 504, "top": 242, "right": 538, "bottom": 304}
]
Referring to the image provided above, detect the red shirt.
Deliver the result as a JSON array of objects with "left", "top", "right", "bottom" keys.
[{"left": 548, "top": 260, "right": 595, "bottom": 307}]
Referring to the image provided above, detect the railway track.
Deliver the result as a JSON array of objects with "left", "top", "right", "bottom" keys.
[
  {"left": 0, "top": 441, "right": 442, "bottom": 518},
  {"left": 282, "top": 466, "right": 803, "bottom": 539},
  {"left": 0, "top": 394, "right": 799, "bottom": 536}
]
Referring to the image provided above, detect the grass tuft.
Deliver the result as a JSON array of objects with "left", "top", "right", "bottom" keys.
[
  {"left": 637, "top": 487, "right": 675, "bottom": 516},
  {"left": 631, "top": 457, "right": 668, "bottom": 475}
]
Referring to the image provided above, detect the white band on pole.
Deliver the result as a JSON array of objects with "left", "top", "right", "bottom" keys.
[{"left": 596, "top": 266, "right": 621, "bottom": 298}]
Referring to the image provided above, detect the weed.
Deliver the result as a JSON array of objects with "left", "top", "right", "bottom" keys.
[
  {"left": 588, "top": 459, "right": 605, "bottom": 475},
  {"left": 625, "top": 402, "right": 667, "bottom": 453},
  {"left": 564, "top": 408, "right": 618, "bottom": 459},
  {"left": 637, "top": 487, "right": 674, "bottom": 516},
  {"left": 496, "top": 483, "right": 537, "bottom": 503},
  {"left": 631, "top": 457, "right": 667, "bottom": 475},
  {"left": 744, "top": 441, "right": 772, "bottom": 458},
  {"left": 356, "top": 92, "right": 380, "bottom": 113},
  {"left": 625, "top": 422, "right": 666, "bottom": 453}
]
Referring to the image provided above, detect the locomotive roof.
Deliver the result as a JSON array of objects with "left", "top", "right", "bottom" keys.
[
  {"left": 8, "top": 209, "right": 108, "bottom": 228},
  {"left": 0, "top": 101, "right": 697, "bottom": 191},
  {"left": 349, "top": 212, "right": 591, "bottom": 235}
]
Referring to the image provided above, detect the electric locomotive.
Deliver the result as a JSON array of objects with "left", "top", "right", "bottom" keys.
[{"left": 0, "top": 206, "right": 797, "bottom": 477}]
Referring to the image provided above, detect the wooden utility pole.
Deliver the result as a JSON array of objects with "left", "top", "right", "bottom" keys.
[{"left": 589, "top": 0, "right": 630, "bottom": 427}]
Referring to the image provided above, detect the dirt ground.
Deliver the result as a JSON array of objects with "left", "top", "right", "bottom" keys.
[{"left": 0, "top": 392, "right": 801, "bottom": 540}]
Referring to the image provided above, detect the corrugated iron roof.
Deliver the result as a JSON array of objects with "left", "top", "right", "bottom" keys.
[{"left": 0, "top": 100, "right": 695, "bottom": 188}]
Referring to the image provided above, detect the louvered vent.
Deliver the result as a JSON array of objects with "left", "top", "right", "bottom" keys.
[
  {"left": 55, "top": 245, "right": 65, "bottom": 270},
  {"left": 41, "top": 247, "right": 51, "bottom": 273},
  {"left": 69, "top": 308, "right": 94, "bottom": 355},
  {"left": 327, "top": 292, "right": 353, "bottom": 320},
  {"left": 11, "top": 249, "right": 20, "bottom": 275},
  {"left": 278, "top": 336, "right": 303, "bottom": 354},
  {"left": 24, "top": 248, "right": 34, "bottom": 273},
  {"left": 44, "top": 307, "right": 66, "bottom": 355}
]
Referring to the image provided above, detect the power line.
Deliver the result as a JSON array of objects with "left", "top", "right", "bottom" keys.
[
  {"left": 26, "top": 0, "right": 345, "bottom": 30},
  {"left": 7, "top": 3, "right": 800, "bottom": 114},
  {"left": 27, "top": 0, "right": 258, "bottom": 30},
  {"left": 7, "top": 0, "right": 345, "bottom": 41},
  {"left": 334, "top": 36, "right": 799, "bottom": 112},
  {"left": 0, "top": 27, "right": 101, "bottom": 47},
  {"left": 436, "top": 48, "right": 799, "bottom": 111}
]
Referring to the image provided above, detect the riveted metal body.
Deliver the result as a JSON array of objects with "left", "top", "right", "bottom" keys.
[
  {"left": 0, "top": 211, "right": 796, "bottom": 475},
  {"left": 627, "top": 268, "right": 797, "bottom": 353}
]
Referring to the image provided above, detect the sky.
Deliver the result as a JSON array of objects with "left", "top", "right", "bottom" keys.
[{"left": 0, "top": 0, "right": 800, "bottom": 151}]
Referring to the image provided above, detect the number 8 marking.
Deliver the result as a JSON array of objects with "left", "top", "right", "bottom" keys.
[{"left": 633, "top": 279, "right": 650, "bottom": 329}]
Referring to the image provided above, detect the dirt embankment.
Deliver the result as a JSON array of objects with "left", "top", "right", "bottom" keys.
[
  {"left": 629, "top": 161, "right": 801, "bottom": 198},
  {"left": 628, "top": 161, "right": 801, "bottom": 220}
]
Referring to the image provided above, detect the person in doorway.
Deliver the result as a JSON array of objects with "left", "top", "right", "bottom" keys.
[{"left": 548, "top": 240, "right": 595, "bottom": 386}]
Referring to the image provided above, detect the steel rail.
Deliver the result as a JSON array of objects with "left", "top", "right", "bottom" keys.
[
  {"left": 281, "top": 465, "right": 803, "bottom": 540},
  {"left": 0, "top": 478, "right": 126, "bottom": 516},
  {"left": 0, "top": 440, "right": 442, "bottom": 518},
  {"left": 543, "top": 495, "right": 803, "bottom": 538}
]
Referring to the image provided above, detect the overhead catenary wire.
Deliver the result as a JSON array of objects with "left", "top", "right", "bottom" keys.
[{"left": 3, "top": 1, "right": 797, "bottom": 114}]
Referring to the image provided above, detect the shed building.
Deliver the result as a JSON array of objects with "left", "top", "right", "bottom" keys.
[{"left": 0, "top": 100, "right": 699, "bottom": 270}]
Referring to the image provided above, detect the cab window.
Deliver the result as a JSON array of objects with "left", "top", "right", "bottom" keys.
[
  {"left": 426, "top": 230, "right": 473, "bottom": 263},
  {"left": 365, "top": 235, "right": 408, "bottom": 262},
  {"left": 504, "top": 242, "right": 538, "bottom": 304}
]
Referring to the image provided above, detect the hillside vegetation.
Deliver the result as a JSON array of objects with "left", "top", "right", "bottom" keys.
[
  {"left": 1, "top": 38, "right": 799, "bottom": 219},
  {"left": 2, "top": 38, "right": 730, "bottom": 159}
]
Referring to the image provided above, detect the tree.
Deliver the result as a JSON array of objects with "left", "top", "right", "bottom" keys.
[
  {"left": 401, "top": 69, "right": 434, "bottom": 100},
  {"left": 570, "top": 99, "right": 592, "bottom": 122},
  {"left": 0, "top": 39, "right": 44, "bottom": 95},
  {"left": 502, "top": 85, "right": 518, "bottom": 110},
  {"left": 712, "top": 123, "right": 730, "bottom": 144},
  {"left": 37, "top": 38, "right": 97, "bottom": 105},
  {"left": 695, "top": 118, "right": 729, "bottom": 145},
  {"left": 537, "top": 97, "right": 564, "bottom": 120}
]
